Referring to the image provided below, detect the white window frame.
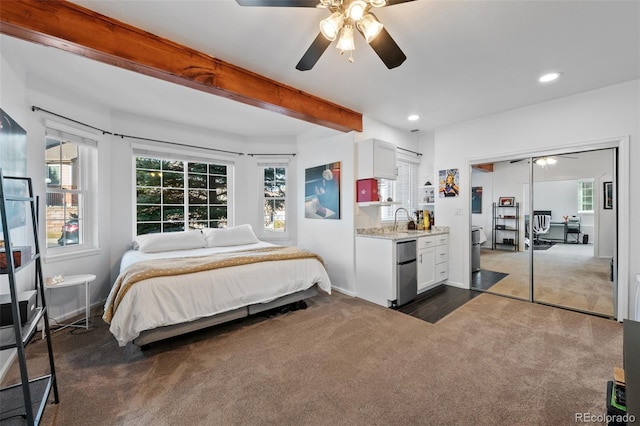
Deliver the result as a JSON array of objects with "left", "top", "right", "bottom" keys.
[
  {"left": 44, "top": 121, "right": 99, "bottom": 261},
  {"left": 577, "top": 178, "right": 595, "bottom": 214},
  {"left": 258, "top": 159, "right": 289, "bottom": 240},
  {"left": 132, "top": 145, "right": 235, "bottom": 237},
  {"left": 380, "top": 153, "right": 420, "bottom": 222}
]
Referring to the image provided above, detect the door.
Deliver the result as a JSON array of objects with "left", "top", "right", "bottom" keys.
[
  {"left": 470, "top": 148, "right": 617, "bottom": 318},
  {"left": 531, "top": 149, "right": 616, "bottom": 317}
]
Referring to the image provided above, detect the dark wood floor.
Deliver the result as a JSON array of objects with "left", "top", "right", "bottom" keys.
[
  {"left": 398, "top": 285, "right": 482, "bottom": 324},
  {"left": 471, "top": 269, "right": 509, "bottom": 291}
]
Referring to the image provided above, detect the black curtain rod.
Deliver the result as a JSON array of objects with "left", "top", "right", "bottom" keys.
[
  {"left": 247, "top": 153, "right": 296, "bottom": 157},
  {"left": 32, "top": 106, "right": 112, "bottom": 135},
  {"left": 397, "top": 147, "right": 423, "bottom": 157},
  {"left": 112, "top": 134, "right": 244, "bottom": 156},
  {"left": 32, "top": 105, "right": 245, "bottom": 156}
]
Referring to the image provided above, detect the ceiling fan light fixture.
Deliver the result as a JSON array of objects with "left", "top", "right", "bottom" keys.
[
  {"left": 534, "top": 158, "right": 547, "bottom": 166},
  {"left": 320, "top": 12, "right": 343, "bottom": 41},
  {"left": 370, "top": 0, "right": 387, "bottom": 7},
  {"left": 336, "top": 24, "right": 356, "bottom": 52},
  {"left": 546, "top": 157, "right": 557, "bottom": 165},
  {"left": 347, "top": 0, "right": 368, "bottom": 20},
  {"left": 357, "top": 13, "right": 384, "bottom": 43}
]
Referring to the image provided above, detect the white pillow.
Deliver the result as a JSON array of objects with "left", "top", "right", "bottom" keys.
[
  {"left": 203, "top": 224, "right": 259, "bottom": 247},
  {"left": 134, "top": 230, "right": 206, "bottom": 253}
]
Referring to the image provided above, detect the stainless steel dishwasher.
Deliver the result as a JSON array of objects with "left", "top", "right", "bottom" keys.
[{"left": 396, "top": 239, "right": 417, "bottom": 306}]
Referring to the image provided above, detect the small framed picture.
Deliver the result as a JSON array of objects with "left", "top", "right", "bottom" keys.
[
  {"left": 603, "top": 181, "right": 613, "bottom": 210},
  {"left": 498, "top": 196, "right": 515, "bottom": 207}
]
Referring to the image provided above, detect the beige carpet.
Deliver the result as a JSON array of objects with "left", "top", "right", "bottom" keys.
[
  {"left": 479, "top": 244, "right": 614, "bottom": 316},
  {"left": 2, "top": 292, "right": 622, "bottom": 425}
]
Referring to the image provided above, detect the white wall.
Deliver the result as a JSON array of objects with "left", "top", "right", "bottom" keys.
[
  {"left": 429, "top": 80, "right": 639, "bottom": 320},
  {"left": 297, "top": 132, "right": 356, "bottom": 295},
  {"left": 0, "top": 46, "right": 28, "bottom": 379}
]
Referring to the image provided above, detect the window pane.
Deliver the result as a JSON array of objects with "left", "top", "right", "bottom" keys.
[
  {"left": 210, "top": 189, "right": 227, "bottom": 204},
  {"left": 162, "top": 160, "right": 183, "bottom": 172},
  {"left": 136, "top": 170, "right": 161, "bottom": 187},
  {"left": 188, "top": 189, "right": 208, "bottom": 204},
  {"left": 136, "top": 157, "right": 161, "bottom": 170},
  {"left": 209, "top": 206, "right": 227, "bottom": 219},
  {"left": 137, "top": 205, "right": 161, "bottom": 221},
  {"left": 162, "top": 222, "right": 184, "bottom": 232},
  {"left": 189, "top": 206, "right": 208, "bottom": 222},
  {"left": 137, "top": 187, "right": 161, "bottom": 204},
  {"left": 163, "top": 206, "right": 184, "bottom": 222},
  {"left": 188, "top": 173, "right": 207, "bottom": 188},
  {"left": 163, "top": 188, "right": 184, "bottom": 204},
  {"left": 137, "top": 222, "right": 161, "bottom": 235},
  {"left": 162, "top": 171, "right": 184, "bottom": 188},
  {"left": 188, "top": 162, "right": 207, "bottom": 173},
  {"left": 209, "top": 164, "right": 227, "bottom": 175}
]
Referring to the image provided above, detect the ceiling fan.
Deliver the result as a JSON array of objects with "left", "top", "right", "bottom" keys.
[{"left": 236, "top": 0, "right": 414, "bottom": 71}]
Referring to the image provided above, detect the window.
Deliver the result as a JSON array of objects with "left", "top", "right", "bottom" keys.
[
  {"left": 262, "top": 166, "right": 286, "bottom": 233},
  {"left": 135, "top": 156, "right": 229, "bottom": 235},
  {"left": 578, "top": 179, "right": 594, "bottom": 212},
  {"left": 45, "top": 124, "right": 97, "bottom": 252},
  {"left": 380, "top": 158, "right": 419, "bottom": 222}
]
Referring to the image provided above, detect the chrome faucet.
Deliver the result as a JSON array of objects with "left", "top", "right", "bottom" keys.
[{"left": 393, "top": 207, "right": 411, "bottom": 232}]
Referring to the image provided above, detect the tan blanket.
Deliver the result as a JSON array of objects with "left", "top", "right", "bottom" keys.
[{"left": 103, "top": 246, "right": 326, "bottom": 324}]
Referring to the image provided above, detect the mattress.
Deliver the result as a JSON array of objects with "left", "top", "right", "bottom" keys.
[{"left": 108, "top": 242, "right": 331, "bottom": 346}]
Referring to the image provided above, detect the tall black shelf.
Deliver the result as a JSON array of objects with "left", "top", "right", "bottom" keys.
[
  {"left": 492, "top": 202, "right": 520, "bottom": 251},
  {"left": 0, "top": 169, "right": 59, "bottom": 425}
]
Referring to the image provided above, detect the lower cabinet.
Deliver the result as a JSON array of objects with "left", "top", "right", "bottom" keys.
[
  {"left": 417, "top": 234, "right": 448, "bottom": 292},
  {"left": 355, "top": 237, "right": 396, "bottom": 307}
]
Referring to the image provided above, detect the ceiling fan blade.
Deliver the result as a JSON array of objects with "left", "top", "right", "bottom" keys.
[
  {"left": 296, "top": 33, "right": 332, "bottom": 71},
  {"left": 384, "top": 0, "right": 416, "bottom": 6},
  {"left": 236, "top": 0, "right": 320, "bottom": 6},
  {"left": 368, "top": 27, "right": 406, "bottom": 69}
]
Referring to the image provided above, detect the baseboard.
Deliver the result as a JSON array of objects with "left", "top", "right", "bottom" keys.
[
  {"left": 444, "top": 280, "right": 468, "bottom": 290},
  {"left": 0, "top": 348, "right": 17, "bottom": 383},
  {"left": 331, "top": 286, "right": 356, "bottom": 297}
]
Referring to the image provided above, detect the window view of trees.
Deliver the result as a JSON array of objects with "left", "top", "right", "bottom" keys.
[
  {"left": 45, "top": 139, "right": 81, "bottom": 248},
  {"left": 136, "top": 157, "right": 228, "bottom": 235},
  {"left": 263, "top": 167, "right": 286, "bottom": 232}
]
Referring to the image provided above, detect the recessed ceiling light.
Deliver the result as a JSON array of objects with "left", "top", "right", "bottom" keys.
[
  {"left": 408, "top": 114, "right": 420, "bottom": 121},
  {"left": 539, "top": 72, "right": 561, "bottom": 83}
]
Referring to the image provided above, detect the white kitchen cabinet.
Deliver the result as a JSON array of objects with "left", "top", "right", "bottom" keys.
[
  {"left": 357, "top": 138, "right": 397, "bottom": 180},
  {"left": 417, "top": 234, "right": 448, "bottom": 292}
]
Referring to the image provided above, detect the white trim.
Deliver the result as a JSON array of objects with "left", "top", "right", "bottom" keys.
[
  {"left": 45, "top": 119, "right": 100, "bottom": 146},
  {"left": 131, "top": 142, "right": 237, "bottom": 165},
  {"left": 44, "top": 247, "right": 101, "bottom": 263}
]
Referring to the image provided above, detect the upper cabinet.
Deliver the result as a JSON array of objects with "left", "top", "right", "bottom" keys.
[{"left": 357, "top": 139, "right": 397, "bottom": 180}]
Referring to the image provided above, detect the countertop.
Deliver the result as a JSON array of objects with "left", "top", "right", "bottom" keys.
[{"left": 356, "top": 226, "right": 449, "bottom": 241}]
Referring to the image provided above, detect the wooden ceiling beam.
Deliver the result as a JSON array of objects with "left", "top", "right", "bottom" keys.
[
  {"left": 0, "top": 0, "right": 363, "bottom": 133},
  {"left": 472, "top": 163, "right": 494, "bottom": 172}
]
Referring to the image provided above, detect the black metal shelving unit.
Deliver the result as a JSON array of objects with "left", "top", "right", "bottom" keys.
[
  {"left": 0, "top": 169, "right": 59, "bottom": 425},
  {"left": 492, "top": 201, "right": 520, "bottom": 251}
]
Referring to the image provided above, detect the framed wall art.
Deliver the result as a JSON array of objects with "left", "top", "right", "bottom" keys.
[
  {"left": 603, "top": 181, "right": 613, "bottom": 209},
  {"left": 498, "top": 196, "right": 515, "bottom": 207},
  {"left": 438, "top": 169, "right": 459, "bottom": 198},
  {"left": 304, "top": 162, "right": 341, "bottom": 219}
]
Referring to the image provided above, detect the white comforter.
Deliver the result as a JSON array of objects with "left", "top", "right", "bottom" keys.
[{"left": 108, "top": 242, "right": 331, "bottom": 346}]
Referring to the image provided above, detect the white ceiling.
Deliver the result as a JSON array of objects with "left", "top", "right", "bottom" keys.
[{"left": 3, "top": 0, "right": 639, "bottom": 137}]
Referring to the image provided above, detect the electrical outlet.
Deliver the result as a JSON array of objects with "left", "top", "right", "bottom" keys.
[{"left": 455, "top": 208, "right": 463, "bottom": 215}]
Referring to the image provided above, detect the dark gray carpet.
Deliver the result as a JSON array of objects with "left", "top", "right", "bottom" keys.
[{"left": 2, "top": 292, "right": 622, "bottom": 425}]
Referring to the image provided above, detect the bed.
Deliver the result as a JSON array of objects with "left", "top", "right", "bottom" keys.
[{"left": 103, "top": 225, "right": 331, "bottom": 347}]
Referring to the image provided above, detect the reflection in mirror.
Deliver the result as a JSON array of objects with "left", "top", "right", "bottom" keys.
[
  {"left": 470, "top": 159, "right": 529, "bottom": 300},
  {"left": 531, "top": 149, "right": 615, "bottom": 317}
]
